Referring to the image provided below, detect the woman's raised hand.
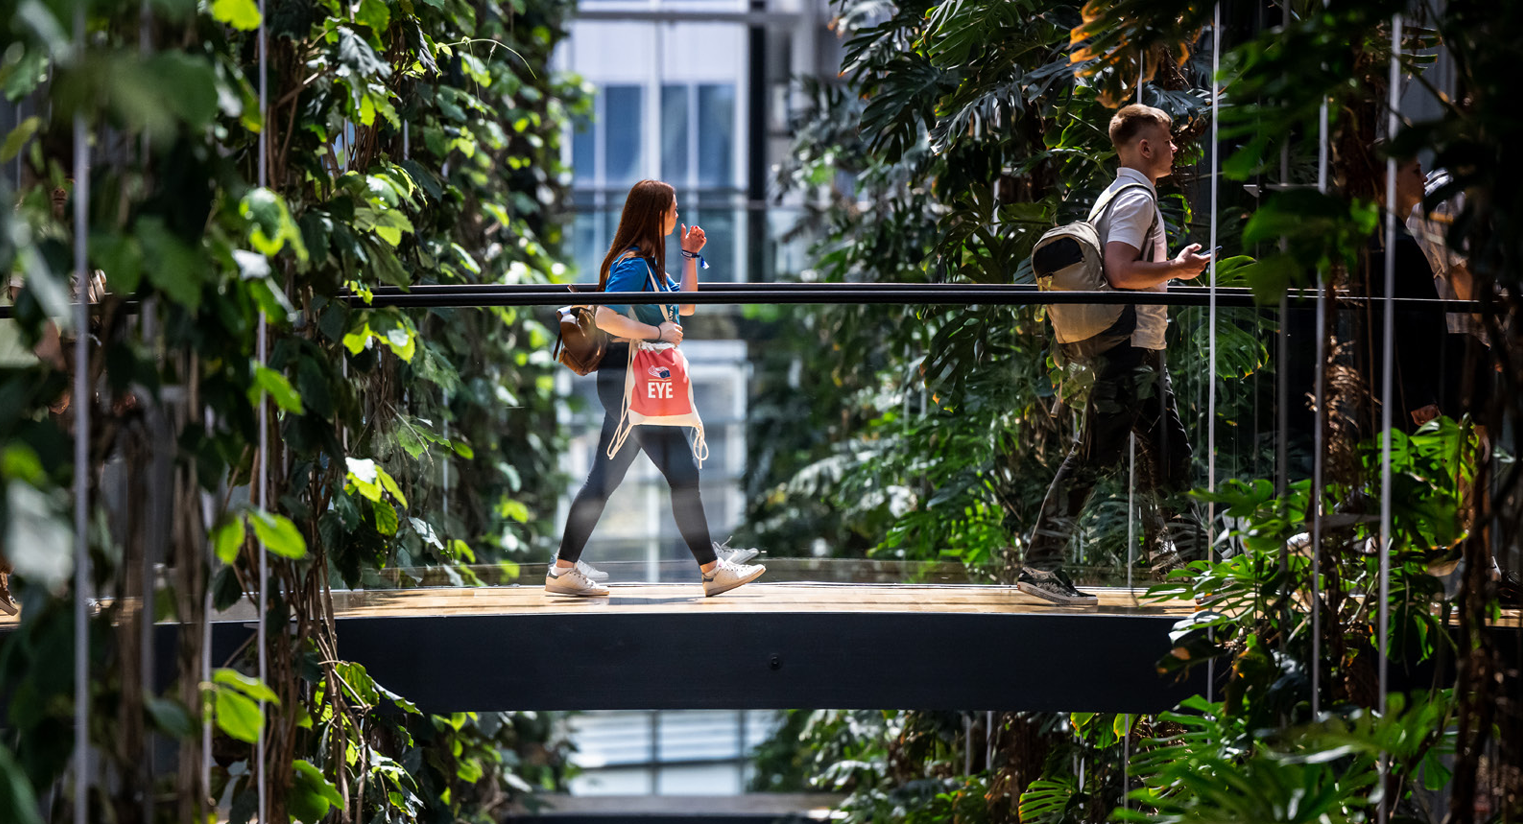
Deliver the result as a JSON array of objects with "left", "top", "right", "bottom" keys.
[{"left": 681, "top": 223, "right": 706, "bottom": 254}]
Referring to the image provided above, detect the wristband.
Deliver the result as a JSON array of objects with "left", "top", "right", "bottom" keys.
[
  {"left": 681, "top": 250, "right": 709, "bottom": 270},
  {"left": 648, "top": 328, "right": 664, "bottom": 343}
]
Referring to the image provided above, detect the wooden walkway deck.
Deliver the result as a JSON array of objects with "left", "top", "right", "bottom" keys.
[
  {"left": 209, "top": 582, "right": 1196, "bottom": 622},
  {"left": 3, "top": 582, "right": 1512, "bottom": 712}
]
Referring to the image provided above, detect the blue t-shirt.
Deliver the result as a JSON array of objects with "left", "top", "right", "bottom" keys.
[{"left": 604, "top": 254, "right": 680, "bottom": 327}]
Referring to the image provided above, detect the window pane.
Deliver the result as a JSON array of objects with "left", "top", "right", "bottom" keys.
[
  {"left": 697, "top": 84, "right": 734, "bottom": 188},
  {"left": 674, "top": 206, "right": 737, "bottom": 282},
  {"left": 605, "top": 84, "right": 644, "bottom": 186},
  {"left": 572, "top": 115, "right": 596, "bottom": 184},
  {"left": 661, "top": 85, "right": 689, "bottom": 185},
  {"left": 572, "top": 210, "right": 600, "bottom": 280}
]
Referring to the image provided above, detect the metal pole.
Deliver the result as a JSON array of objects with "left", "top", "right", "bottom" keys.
[
  {"left": 1376, "top": 14, "right": 1401, "bottom": 824},
  {"left": 1128, "top": 434, "right": 1136, "bottom": 594},
  {"left": 72, "top": 0, "right": 92, "bottom": 818},
  {"left": 139, "top": 4, "right": 158, "bottom": 820},
  {"left": 255, "top": 0, "right": 270, "bottom": 817},
  {"left": 1310, "top": 60, "right": 1331, "bottom": 719},
  {"left": 1207, "top": 1, "right": 1220, "bottom": 535},
  {"left": 1204, "top": 2, "right": 1221, "bottom": 706},
  {"left": 985, "top": 710, "right": 994, "bottom": 772},
  {"left": 1274, "top": 0, "right": 1291, "bottom": 655},
  {"left": 1121, "top": 713, "right": 1130, "bottom": 810}
]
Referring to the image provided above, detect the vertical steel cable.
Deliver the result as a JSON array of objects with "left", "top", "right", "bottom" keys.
[
  {"left": 1121, "top": 713, "right": 1130, "bottom": 810},
  {"left": 1274, "top": 0, "right": 1291, "bottom": 656},
  {"left": 1376, "top": 14, "right": 1401, "bottom": 824},
  {"left": 1311, "top": 29, "right": 1331, "bottom": 718},
  {"left": 985, "top": 711, "right": 994, "bottom": 772},
  {"left": 201, "top": 507, "right": 213, "bottom": 797},
  {"left": 255, "top": 0, "right": 270, "bottom": 817},
  {"left": 139, "top": 2, "right": 157, "bottom": 819},
  {"left": 1204, "top": 3, "right": 1221, "bottom": 706},
  {"left": 1128, "top": 435, "right": 1136, "bottom": 594},
  {"left": 1207, "top": 3, "right": 1220, "bottom": 537},
  {"left": 72, "top": 1, "right": 91, "bottom": 819}
]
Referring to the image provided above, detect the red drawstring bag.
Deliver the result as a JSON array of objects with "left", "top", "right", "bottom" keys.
[{"left": 607, "top": 264, "right": 708, "bottom": 466}]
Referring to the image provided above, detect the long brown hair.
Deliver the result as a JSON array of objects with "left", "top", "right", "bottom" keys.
[{"left": 599, "top": 180, "right": 675, "bottom": 289}]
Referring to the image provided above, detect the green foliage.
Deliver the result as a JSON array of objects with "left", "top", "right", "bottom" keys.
[
  {"left": 751, "top": 0, "right": 1519, "bottom": 821},
  {"left": 1117, "top": 693, "right": 1454, "bottom": 824},
  {"left": 748, "top": 0, "right": 1259, "bottom": 577},
  {"left": 1, "top": 0, "right": 583, "bottom": 817}
]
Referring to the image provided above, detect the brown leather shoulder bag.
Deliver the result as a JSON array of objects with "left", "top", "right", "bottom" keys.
[{"left": 553, "top": 304, "right": 608, "bottom": 376}]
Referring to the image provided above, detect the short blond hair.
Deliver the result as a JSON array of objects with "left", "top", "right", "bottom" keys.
[{"left": 1109, "top": 104, "right": 1172, "bottom": 149}]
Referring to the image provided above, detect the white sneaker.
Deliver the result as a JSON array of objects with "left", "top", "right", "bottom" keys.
[
  {"left": 714, "top": 540, "right": 759, "bottom": 565},
  {"left": 545, "top": 566, "right": 609, "bottom": 597},
  {"left": 551, "top": 555, "right": 609, "bottom": 582},
  {"left": 701, "top": 559, "right": 766, "bottom": 597},
  {"left": 1286, "top": 533, "right": 1379, "bottom": 557}
]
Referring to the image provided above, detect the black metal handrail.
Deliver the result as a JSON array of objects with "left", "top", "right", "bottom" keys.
[
  {"left": 0, "top": 283, "right": 1484, "bottom": 319},
  {"left": 347, "top": 282, "right": 1481, "bottom": 309}
]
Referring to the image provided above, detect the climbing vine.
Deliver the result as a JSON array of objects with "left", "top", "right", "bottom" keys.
[{"left": 0, "top": 0, "right": 584, "bottom": 820}]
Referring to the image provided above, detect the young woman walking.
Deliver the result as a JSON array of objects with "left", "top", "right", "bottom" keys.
[{"left": 547, "top": 180, "right": 766, "bottom": 597}]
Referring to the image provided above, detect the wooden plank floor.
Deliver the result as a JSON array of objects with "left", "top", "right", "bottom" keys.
[
  {"left": 3, "top": 582, "right": 1518, "bottom": 627},
  {"left": 2, "top": 582, "right": 1516, "bottom": 629},
  {"left": 207, "top": 582, "right": 1198, "bottom": 623}
]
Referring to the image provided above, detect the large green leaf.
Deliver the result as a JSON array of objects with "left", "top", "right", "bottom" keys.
[
  {"left": 210, "top": 0, "right": 261, "bottom": 30},
  {"left": 138, "top": 217, "right": 206, "bottom": 311},
  {"left": 372, "top": 499, "right": 399, "bottom": 535},
  {"left": 251, "top": 364, "right": 306, "bottom": 415},
  {"left": 213, "top": 688, "right": 263, "bottom": 743},
  {"left": 346, "top": 457, "right": 383, "bottom": 501},
  {"left": 376, "top": 464, "right": 407, "bottom": 508},
  {"left": 214, "top": 668, "right": 280, "bottom": 704},
  {"left": 0, "top": 116, "right": 40, "bottom": 162},
  {"left": 0, "top": 745, "right": 43, "bottom": 824},
  {"left": 211, "top": 515, "right": 246, "bottom": 564},
  {"left": 249, "top": 509, "right": 307, "bottom": 559},
  {"left": 145, "top": 52, "right": 220, "bottom": 128},
  {"left": 241, "top": 188, "right": 308, "bottom": 261},
  {"left": 289, "top": 760, "right": 343, "bottom": 823}
]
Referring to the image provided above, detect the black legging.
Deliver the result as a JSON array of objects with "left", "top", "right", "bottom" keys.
[{"left": 558, "top": 343, "right": 717, "bottom": 566}]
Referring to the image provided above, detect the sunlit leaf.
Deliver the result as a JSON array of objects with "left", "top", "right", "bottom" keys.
[
  {"left": 210, "top": 0, "right": 261, "bottom": 30},
  {"left": 213, "top": 688, "right": 262, "bottom": 743},
  {"left": 211, "top": 515, "right": 246, "bottom": 564},
  {"left": 249, "top": 509, "right": 307, "bottom": 559}
]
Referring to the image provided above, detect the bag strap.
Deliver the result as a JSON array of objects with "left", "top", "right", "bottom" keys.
[
  {"left": 607, "top": 260, "right": 674, "bottom": 460},
  {"left": 638, "top": 258, "right": 676, "bottom": 325},
  {"left": 1090, "top": 182, "right": 1161, "bottom": 263}
]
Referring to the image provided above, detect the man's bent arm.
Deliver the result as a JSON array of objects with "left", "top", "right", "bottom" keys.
[{"left": 1104, "top": 241, "right": 1202, "bottom": 290}]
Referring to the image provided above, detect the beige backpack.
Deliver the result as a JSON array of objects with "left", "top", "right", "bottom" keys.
[{"left": 1030, "top": 183, "right": 1157, "bottom": 346}]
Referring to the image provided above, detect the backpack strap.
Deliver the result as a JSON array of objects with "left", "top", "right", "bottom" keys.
[{"left": 1089, "top": 182, "right": 1161, "bottom": 263}]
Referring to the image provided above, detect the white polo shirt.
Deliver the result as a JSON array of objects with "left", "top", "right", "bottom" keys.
[{"left": 1088, "top": 167, "right": 1169, "bottom": 350}]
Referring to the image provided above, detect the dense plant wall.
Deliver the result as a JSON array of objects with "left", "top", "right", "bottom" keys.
[{"left": 0, "top": 0, "right": 585, "bottom": 820}]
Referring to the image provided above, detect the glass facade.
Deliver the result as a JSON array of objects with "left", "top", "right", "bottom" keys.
[{"left": 553, "top": 1, "right": 835, "bottom": 797}]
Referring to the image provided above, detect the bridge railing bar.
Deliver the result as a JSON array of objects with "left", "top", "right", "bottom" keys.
[{"left": 0, "top": 285, "right": 1483, "bottom": 318}]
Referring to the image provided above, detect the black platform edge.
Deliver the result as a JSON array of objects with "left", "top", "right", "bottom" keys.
[
  {"left": 331, "top": 610, "right": 1206, "bottom": 714},
  {"left": 11, "top": 611, "right": 1508, "bottom": 715}
]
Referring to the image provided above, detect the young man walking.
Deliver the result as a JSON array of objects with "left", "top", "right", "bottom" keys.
[{"left": 1019, "top": 104, "right": 1211, "bottom": 606}]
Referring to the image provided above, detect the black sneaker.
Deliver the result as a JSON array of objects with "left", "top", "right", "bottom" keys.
[
  {"left": 1497, "top": 570, "right": 1521, "bottom": 608},
  {"left": 1017, "top": 568, "right": 1099, "bottom": 606}
]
